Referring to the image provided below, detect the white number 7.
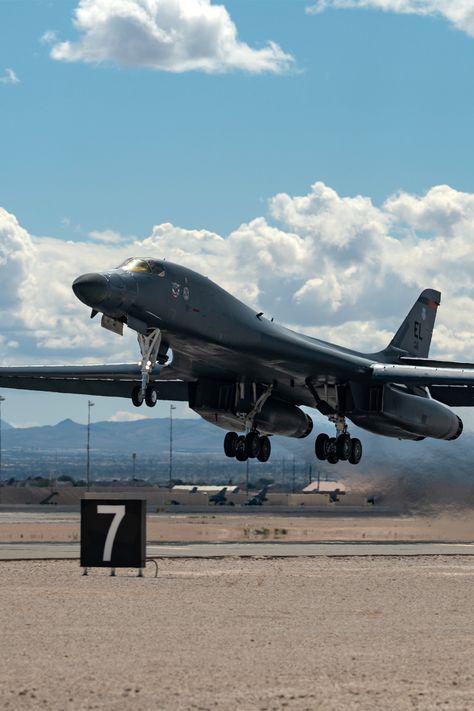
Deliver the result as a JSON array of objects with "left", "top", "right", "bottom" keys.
[{"left": 97, "top": 505, "right": 126, "bottom": 562}]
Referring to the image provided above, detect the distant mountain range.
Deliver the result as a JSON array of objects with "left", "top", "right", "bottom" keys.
[
  {"left": 0, "top": 417, "right": 296, "bottom": 458},
  {"left": 2, "top": 412, "right": 472, "bottom": 508}
]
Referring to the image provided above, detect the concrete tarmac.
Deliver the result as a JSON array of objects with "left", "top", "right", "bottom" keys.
[{"left": 1, "top": 540, "right": 474, "bottom": 560}]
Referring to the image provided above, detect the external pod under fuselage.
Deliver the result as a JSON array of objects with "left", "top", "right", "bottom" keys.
[{"left": 192, "top": 391, "right": 313, "bottom": 439}]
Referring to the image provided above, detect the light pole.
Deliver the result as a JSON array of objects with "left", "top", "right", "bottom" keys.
[
  {"left": 0, "top": 395, "right": 5, "bottom": 502},
  {"left": 169, "top": 404, "right": 176, "bottom": 489},
  {"left": 86, "top": 400, "right": 94, "bottom": 491}
]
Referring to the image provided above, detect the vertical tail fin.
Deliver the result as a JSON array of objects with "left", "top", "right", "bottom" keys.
[{"left": 387, "top": 289, "right": 441, "bottom": 358}]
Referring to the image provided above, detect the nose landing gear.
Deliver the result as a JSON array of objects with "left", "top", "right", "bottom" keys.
[
  {"left": 315, "top": 417, "right": 363, "bottom": 465},
  {"left": 131, "top": 328, "right": 162, "bottom": 407}
]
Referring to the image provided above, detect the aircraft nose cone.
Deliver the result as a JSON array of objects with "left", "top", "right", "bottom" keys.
[{"left": 72, "top": 273, "right": 109, "bottom": 307}]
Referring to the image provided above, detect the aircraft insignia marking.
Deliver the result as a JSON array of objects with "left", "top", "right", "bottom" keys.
[{"left": 171, "top": 282, "right": 181, "bottom": 298}]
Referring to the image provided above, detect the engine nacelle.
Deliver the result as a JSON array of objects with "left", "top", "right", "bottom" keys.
[
  {"left": 254, "top": 399, "right": 313, "bottom": 439},
  {"left": 381, "top": 385, "right": 463, "bottom": 441},
  {"left": 189, "top": 381, "right": 313, "bottom": 439}
]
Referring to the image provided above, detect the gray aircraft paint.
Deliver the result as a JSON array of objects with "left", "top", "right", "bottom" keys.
[{"left": 0, "top": 258, "right": 471, "bottom": 460}]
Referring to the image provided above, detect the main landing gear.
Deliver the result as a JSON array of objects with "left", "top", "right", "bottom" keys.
[
  {"left": 223, "top": 431, "right": 271, "bottom": 463},
  {"left": 315, "top": 416, "right": 362, "bottom": 465}
]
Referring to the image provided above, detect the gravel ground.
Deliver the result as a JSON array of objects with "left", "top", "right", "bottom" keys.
[{"left": 0, "top": 557, "right": 473, "bottom": 710}]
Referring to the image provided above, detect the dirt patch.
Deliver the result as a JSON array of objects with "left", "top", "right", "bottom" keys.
[{"left": 1, "top": 511, "right": 473, "bottom": 543}]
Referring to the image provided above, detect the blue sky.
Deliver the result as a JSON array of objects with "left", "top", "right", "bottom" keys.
[{"left": 1, "top": 0, "right": 474, "bottom": 427}]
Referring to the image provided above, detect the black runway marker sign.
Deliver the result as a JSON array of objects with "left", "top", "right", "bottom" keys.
[{"left": 80, "top": 499, "right": 146, "bottom": 568}]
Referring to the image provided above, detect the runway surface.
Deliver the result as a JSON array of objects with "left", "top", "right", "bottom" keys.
[
  {"left": 0, "top": 504, "right": 401, "bottom": 516},
  {"left": 1, "top": 540, "right": 473, "bottom": 560}
]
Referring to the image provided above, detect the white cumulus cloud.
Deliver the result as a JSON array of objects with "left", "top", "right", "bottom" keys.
[
  {"left": 48, "top": 0, "right": 295, "bottom": 74},
  {"left": 307, "top": 1, "right": 474, "bottom": 38},
  {"left": 3, "top": 181, "right": 474, "bottom": 368},
  {"left": 0, "top": 68, "right": 20, "bottom": 85}
]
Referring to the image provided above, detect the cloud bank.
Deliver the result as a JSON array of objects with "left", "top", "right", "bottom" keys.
[
  {"left": 307, "top": 1, "right": 474, "bottom": 38},
  {"left": 2, "top": 182, "right": 474, "bottom": 369},
  {"left": 48, "top": 0, "right": 294, "bottom": 74}
]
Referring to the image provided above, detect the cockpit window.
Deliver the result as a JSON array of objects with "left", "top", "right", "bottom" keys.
[
  {"left": 118, "top": 258, "right": 151, "bottom": 273},
  {"left": 118, "top": 258, "right": 166, "bottom": 276},
  {"left": 148, "top": 260, "right": 166, "bottom": 277}
]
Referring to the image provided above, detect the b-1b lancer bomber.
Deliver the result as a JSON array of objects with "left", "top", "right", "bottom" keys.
[{"left": 1, "top": 257, "right": 474, "bottom": 465}]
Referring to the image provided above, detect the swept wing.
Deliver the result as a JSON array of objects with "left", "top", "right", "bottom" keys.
[{"left": 0, "top": 363, "right": 189, "bottom": 400}]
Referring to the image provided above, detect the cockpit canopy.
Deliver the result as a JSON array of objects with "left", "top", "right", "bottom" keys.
[{"left": 118, "top": 257, "right": 166, "bottom": 276}]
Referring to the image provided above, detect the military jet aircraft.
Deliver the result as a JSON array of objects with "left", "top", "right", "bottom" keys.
[
  {"left": 209, "top": 487, "right": 231, "bottom": 506},
  {"left": 245, "top": 484, "right": 270, "bottom": 506},
  {"left": 1, "top": 257, "right": 473, "bottom": 465}
]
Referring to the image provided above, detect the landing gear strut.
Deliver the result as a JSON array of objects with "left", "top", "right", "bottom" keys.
[
  {"left": 131, "top": 328, "right": 162, "bottom": 407},
  {"left": 315, "top": 416, "right": 362, "bottom": 465},
  {"left": 223, "top": 431, "right": 271, "bottom": 463}
]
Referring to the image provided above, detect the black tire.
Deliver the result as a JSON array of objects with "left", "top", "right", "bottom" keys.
[
  {"left": 257, "top": 436, "right": 271, "bottom": 462},
  {"left": 131, "top": 386, "right": 144, "bottom": 407},
  {"left": 315, "top": 433, "right": 330, "bottom": 460},
  {"left": 327, "top": 451, "right": 339, "bottom": 464},
  {"left": 245, "top": 431, "right": 260, "bottom": 458},
  {"left": 235, "top": 436, "right": 248, "bottom": 462},
  {"left": 224, "top": 432, "right": 239, "bottom": 458},
  {"left": 145, "top": 386, "right": 158, "bottom": 407},
  {"left": 336, "top": 433, "right": 351, "bottom": 461},
  {"left": 349, "top": 438, "right": 363, "bottom": 465}
]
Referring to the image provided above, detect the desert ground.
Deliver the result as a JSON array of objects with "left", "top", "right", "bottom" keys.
[
  {"left": 0, "top": 507, "right": 473, "bottom": 709},
  {"left": 0, "top": 556, "right": 472, "bottom": 711}
]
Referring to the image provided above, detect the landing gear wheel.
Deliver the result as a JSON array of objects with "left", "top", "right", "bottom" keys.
[
  {"left": 257, "top": 436, "right": 271, "bottom": 462},
  {"left": 224, "top": 432, "right": 239, "bottom": 458},
  {"left": 336, "top": 433, "right": 352, "bottom": 461},
  {"left": 327, "top": 437, "right": 338, "bottom": 464},
  {"left": 235, "top": 436, "right": 248, "bottom": 462},
  {"left": 245, "top": 431, "right": 260, "bottom": 458},
  {"left": 349, "top": 438, "right": 362, "bottom": 465},
  {"left": 131, "top": 385, "right": 144, "bottom": 407},
  {"left": 315, "top": 433, "right": 330, "bottom": 460},
  {"left": 145, "top": 386, "right": 158, "bottom": 407}
]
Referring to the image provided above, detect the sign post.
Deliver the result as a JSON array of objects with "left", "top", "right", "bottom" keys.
[{"left": 81, "top": 497, "right": 146, "bottom": 576}]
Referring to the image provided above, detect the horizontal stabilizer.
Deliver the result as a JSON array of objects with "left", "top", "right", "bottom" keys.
[{"left": 429, "top": 385, "right": 474, "bottom": 407}]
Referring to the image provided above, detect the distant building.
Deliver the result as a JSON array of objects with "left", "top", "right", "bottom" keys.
[
  {"left": 302, "top": 481, "right": 346, "bottom": 495},
  {"left": 172, "top": 485, "right": 240, "bottom": 494}
]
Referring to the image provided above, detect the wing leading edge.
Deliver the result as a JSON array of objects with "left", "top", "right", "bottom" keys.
[{"left": 0, "top": 364, "right": 190, "bottom": 401}]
